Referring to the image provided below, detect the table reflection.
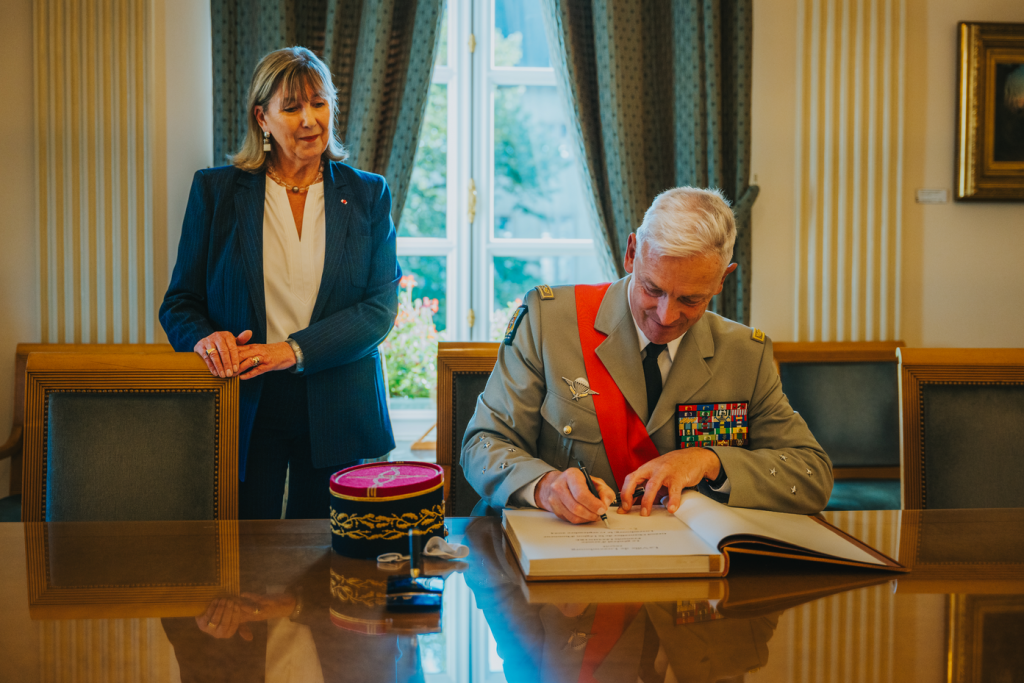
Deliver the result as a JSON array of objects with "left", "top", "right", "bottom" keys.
[{"left": 1, "top": 509, "right": 1023, "bottom": 683}]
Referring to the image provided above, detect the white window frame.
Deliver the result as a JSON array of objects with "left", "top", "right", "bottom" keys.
[
  {"left": 391, "top": 0, "right": 606, "bottom": 440},
  {"left": 470, "top": 0, "right": 596, "bottom": 339}
]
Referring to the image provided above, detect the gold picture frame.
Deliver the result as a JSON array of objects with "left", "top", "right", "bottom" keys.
[{"left": 956, "top": 22, "right": 1024, "bottom": 200}]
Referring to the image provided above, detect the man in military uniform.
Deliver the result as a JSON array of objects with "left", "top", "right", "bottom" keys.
[{"left": 462, "top": 187, "right": 832, "bottom": 523}]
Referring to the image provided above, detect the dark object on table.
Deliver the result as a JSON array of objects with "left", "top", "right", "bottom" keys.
[
  {"left": 386, "top": 576, "right": 444, "bottom": 594},
  {"left": 385, "top": 591, "right": 443, "bottom": 612}
]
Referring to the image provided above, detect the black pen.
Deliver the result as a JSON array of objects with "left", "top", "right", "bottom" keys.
[{"left": 577, "top": 461, "right": 610, "bottom": 528}]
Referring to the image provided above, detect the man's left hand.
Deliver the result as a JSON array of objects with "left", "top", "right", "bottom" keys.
[
  {"left": 618, "top": 448, "right": 722, "bottom": 516},
  {"left": 235, "top": 341, "right": 296, "bottom": 379}
]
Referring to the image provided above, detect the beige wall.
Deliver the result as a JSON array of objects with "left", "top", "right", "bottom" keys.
[
  {"left": 902, "top": 0, "right": 1024, "bottom": 347},
  {"left": 752, "top": 0, "right": 1024, "bottom": 347},
  {"left": 0, "top": 0, "right": 211, "bottom": 498}
]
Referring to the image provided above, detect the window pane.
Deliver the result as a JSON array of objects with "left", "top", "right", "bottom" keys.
[
  {"left": 435, "top": 2, "right": 448, "bottom": 67},
  {"left": 491, "top": 255, "right": 602, "bottom": 339},
  {"left": 401, "top": 83, "right": 447, "bottom": 238},
  {"left": 382, "top": 256, "right": 446, "bottom": 399},
  {"left": 493, "top": 85, "right": 590, "bottom": 240},
  {"left": 494, "top": 0, "right": 550, "bottom": 67}
]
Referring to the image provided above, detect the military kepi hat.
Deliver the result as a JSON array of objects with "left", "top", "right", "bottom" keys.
[{"left": 330, "top": 462, "right": 446, "bottom": 559}]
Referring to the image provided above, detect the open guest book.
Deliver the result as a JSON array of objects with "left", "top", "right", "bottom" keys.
[{"left": 503, "top": 490, "right": 907, "bottom": 580}]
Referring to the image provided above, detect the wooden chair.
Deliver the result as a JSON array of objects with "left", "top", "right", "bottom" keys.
[
  {"left": 21, "top": 352, "right": 238, "bottom": 522},
  {"left": 437, "top": 342, "right": 499, "bottom": 517},
  {"left": 898, "top": 348, "right": 1024, "bottom": 510},
  {"left": 1, "top": 343, "right": 173, "bottom": 500},
  {"left": 772, "top": 341, "right": 904, "bottom": 479},
  {"left": 773, "top": 341, "right": 904, "bottom": 511}
]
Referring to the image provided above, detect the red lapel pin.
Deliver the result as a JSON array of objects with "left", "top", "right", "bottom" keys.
[{"left": 341, "top": 199, "right": 347, "bottom": 204}]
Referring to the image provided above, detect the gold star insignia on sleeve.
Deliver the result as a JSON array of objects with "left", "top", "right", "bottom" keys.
[
  {"left": 791, "top": 486, "right": 797, "bottom": 494},
  {"left": 780, "top": 454, "right": 788, "bottom": 461},
  {"left": 770, "top": 468, "right": 777, "bottom": 476},
  {"left": 806, "top": 469, "right": 813, "bottom": 475}
]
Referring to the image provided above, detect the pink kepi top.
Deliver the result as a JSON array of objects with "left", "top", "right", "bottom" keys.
[{"left": 330, "top": 462, "right": 444, "bottom": 500}]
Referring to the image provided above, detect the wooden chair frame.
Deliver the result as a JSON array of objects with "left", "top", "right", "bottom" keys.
[
  {"left": 437, "top": 342, "right": 499, "bottom": 517},
  {"left": 21, "top": 352, "right": 238, "bottom": 522},
  {"left": 771, "top": 341, "right": 904, "bottom": 480},
  {"left": 1, "top": 343, "right": 172, "bottom": 497},
  {"left": 898, "top": 348, "right": 1024, "bottom": 510}
]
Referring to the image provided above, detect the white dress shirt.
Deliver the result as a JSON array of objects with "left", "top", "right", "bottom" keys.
[{"left": 263, "top": 181, "right": 326, "bottom": 344}]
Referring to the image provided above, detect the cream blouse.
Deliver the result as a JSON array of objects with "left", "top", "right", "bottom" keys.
[{"left": 262, "top": 180, "right": 326, "bottom": 344}]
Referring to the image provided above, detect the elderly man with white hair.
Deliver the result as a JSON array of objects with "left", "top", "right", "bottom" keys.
[{"left": 462, "top": 187, "right": 833, "bottom": 522}]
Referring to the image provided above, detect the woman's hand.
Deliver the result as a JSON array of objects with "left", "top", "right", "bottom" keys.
[
  {"left": 194, "top": 330, "right": 253, "bottom": 378},
  {"left": 195, "top": 596, "right": 255, "bottom": 641},
  {"left": 236, "top": 341, "right": 297, "bottom": 379}
]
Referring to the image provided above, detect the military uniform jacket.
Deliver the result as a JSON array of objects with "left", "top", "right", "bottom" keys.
[{"left": 461, "top": 277, "right": 833, "bottom": 514}]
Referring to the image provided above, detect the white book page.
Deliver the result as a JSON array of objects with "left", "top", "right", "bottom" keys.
[
  {"left": 503, "top": 508, "right": 717, "bottom": 560},
  {"left": 674, "top": 491, "right": 885, "bottom": 566}
]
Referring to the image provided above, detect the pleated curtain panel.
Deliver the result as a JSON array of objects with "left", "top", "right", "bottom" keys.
[
  {"left": 539, "top": 0, "right": 758, "bottom": 324},
  {"left": 211, "top": 0, "right": 445, "bottom": 224}
]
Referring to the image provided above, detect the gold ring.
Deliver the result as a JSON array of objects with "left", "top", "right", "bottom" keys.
[
  {"left": 251, "top": 356, "right": 261, "bottom": 367},
  {"left": 209, "top": 621, "right": 218, "bottom": 628},
  {"left": 206, "top": 348, "right": 216, "bottom": 356}
]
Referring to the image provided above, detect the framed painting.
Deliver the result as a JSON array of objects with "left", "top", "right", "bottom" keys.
[{"left": 956, "top": 22, "right": 1024, "bottom": 201}]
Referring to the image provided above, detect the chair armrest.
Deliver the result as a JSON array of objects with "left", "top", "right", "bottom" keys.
[{"left": 0, "top": 426, "right": 23, "bottom": 461}]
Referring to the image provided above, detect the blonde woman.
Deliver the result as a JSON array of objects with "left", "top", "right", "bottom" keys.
[{"left": 160, "top": 47, "right": 400, "bottom": 519}]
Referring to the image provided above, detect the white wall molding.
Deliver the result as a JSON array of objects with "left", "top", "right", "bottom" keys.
[{"left": 793, "top": 0, "right": 906, "bottom": 342}]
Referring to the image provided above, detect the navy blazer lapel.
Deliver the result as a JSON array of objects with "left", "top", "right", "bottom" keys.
[
  {"left": 234, "top": 171, "right": 268, "bottom": 340},
  {"left": 312, "top": 162, "right": 353, "bottom": 323}
]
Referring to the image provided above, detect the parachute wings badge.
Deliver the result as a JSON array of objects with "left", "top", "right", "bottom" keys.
[{"left": 562, "top": 376, "right": 600, "bottom": 402}]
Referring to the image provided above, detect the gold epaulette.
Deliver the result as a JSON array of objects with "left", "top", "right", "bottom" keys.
[
  {"left": 751, "top": 328, "right": 765, "bottom": 343},
  {"left": 535, "top": 284, "right": 554, "bottom": 300}
]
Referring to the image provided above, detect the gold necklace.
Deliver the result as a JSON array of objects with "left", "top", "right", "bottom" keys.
[{"left": 266, "top": 162, "right": 323, "bottom": 194}]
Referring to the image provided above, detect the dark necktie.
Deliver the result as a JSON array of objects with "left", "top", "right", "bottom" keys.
[{"left": 642, "top": 342, "right": 667, "bottom": 419}]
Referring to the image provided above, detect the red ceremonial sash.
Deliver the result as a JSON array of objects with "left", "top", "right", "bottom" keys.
[
  {"left": 577, "top": 603, "right": 643, "bottom": 683},
  {"left": 575, "top": 283, "right": 661, "bottom": 488}
]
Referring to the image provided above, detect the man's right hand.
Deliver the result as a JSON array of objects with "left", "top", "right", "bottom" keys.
[
  {"left": 194, "top": 330, "right": 252, "bottom": 378},
  {"left": 535, "top": 469, "right": 616, "bottom": 524}
]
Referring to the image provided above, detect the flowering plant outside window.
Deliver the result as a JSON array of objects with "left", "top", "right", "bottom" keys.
[{"left": 382, "top": 275, "right": 442, "bottom": 399}]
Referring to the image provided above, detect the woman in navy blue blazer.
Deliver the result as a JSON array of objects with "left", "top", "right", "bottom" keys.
[{"left": 160, "top": 47, "right": 400, "bottom": 519}]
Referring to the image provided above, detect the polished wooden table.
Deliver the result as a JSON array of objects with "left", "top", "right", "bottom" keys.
[{"left": 1, "top": 509, "right": 1023, "bottom": 683}]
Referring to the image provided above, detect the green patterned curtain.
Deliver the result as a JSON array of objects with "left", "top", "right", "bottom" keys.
[
  {"left": 540, "top": 0, "right": 758, "bottom": 323},
  {"left": 211, "top": 0, "right": 444, "bottom": 223}
]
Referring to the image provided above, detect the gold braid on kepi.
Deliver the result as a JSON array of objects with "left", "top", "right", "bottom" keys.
[
  {"left": 329, "top": 462, "right": 446, "bottom": 559},
  {"left": 330, "top": 503, "right": 445, "bottom": 541}
]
